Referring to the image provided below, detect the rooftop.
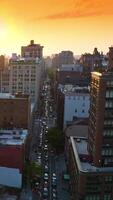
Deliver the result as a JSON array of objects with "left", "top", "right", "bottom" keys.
[
  {"left": 0, "top": 129, "right": 28, "bottom": 146},
  {"left": 0, "top": 93, "right": 15, "bottom": 99},
  {"left": 71, "top": 136, "right": 113, "bottom": 173},
  {"left": 0, "top": 93, "right": 29, "bottom": 100},
  {"left": 65, "top": 124, "right": 88, "bottom": 138},
  {"left": 58, "top": 84, "right": 90, "bottom": 95}
]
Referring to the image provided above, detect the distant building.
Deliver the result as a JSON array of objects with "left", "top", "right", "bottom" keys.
[
  {"left": 0, "top": 55, "right": 5, "bottom": 70},
  {"left": 108, "top": 46, "right": 113, "bottom": 69},
  {"left": 0, "top": 129, "right": 28, "bottom": 188},
  {"left": 0, "top": 69, "right": 10, "bottom": 93},
  {"left": 9, "top": 58, "right": 44, "bottom": 102},
  {"left": 21, "top": 40, "right": 43, "bottom": 59},
  {"left": 56, "top": 64, "right": 88, "bottom": 86},
  {"left": 44, "top": 56, "right": 52, "bottom": 68},
  {"left": 79, "top": 48, "right": 103, "bottom": 72},
  {"left": 52, "top": 51, "right": 74, "bottom": 68},
  {"left": 56, "top": 85, "right": 90, "bottom": 129},
  {"left": 63, "top": 87, "right": 90, "bottom": 128},
  {"left": 0, "top": 93, "right": 31, "bottom": 129}
]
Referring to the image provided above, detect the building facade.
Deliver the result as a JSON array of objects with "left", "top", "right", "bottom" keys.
[
  {"left": 67, "top": 71, "right": 113, "bottom": 200},
  {"left": 64, "top": 88, "right": 90, "bottom": 128},
  {"left": 0, "top": 69, "right": 10, "bottom": 93},
  {"left": 9, "top": 58, "right": 43, "bottom": 102},
  {"left": 108, "top": 46, "right": 113, "bottom": 69},
  {"left": 21, "top": 40, "right": 43, "bottom": 59},
  {"left": 68, "top": 136, "right": 113, "bottom": 200},
  {"left": 0, "top": 93, "right": 31, "bottom": 129},
  {"left": 0, "top": 129, "right": 28, "bottom": 188},
  {"left": 88, "top": 72, "right": 113, "bottom": 167}
]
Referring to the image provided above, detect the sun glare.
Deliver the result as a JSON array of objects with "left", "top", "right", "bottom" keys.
[{"left": 0, "top": 22, "right": 8, "bottom": 38}]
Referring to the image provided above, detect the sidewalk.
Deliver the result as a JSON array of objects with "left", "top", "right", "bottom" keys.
[
  {"left": 19, "top": 188, "right": 32, "bottom": 200},
  {"left": 55, "top": 154, "right": 70, "bottom": 200}
]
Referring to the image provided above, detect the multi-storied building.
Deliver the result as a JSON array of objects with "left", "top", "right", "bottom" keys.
[
  {"left": 56, "top": 85, "right": 90, "bottom": 129},
  {"left": 108, "top": 46, "right": 113, "bottom": 69},
  {"left": 63, "top": 87, "right": 90, "bottom": 129},
  {"left": 52, "top": 51, "right": 74, "bottom": 68},
  {"left": 56, "top": 63, "right": 88, "bottom": 86},
  {"left": 88, "top": 72, "right": 113, "bottom": 167},
  {"left": 67, "top": 71, "right": 113, "bottom": 200},
  {"left": 0, "top": 93, "right": 31, "bottom": 129},
  {"left": 21, "top": 40, "right": 43, "bottom": 59},
  {"left": 9, "top": 58, "right": 44, "bottom": 102},
  {"left": 0, "top": 69, "right": 10, "bottom": 93},
  {"left": 79, "top": 48, "right": 103, "bottom": 72},
  {"left": 0, "top": 41, "right": 44, "bottom": 103},
  {"left": 0, "top": 129, "right": 28, "bottom": 188}
]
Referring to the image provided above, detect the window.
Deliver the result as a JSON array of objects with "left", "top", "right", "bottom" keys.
[
  {"left": 82, "top": 109, "right": 85, "bottom": 113},
  {"left": 85, "top": 195, "right": 100, "bottom": 200},
  {"left": 104, "top": 194, "right": 111, "bottom": 200},
  {"left": 105, "top": 176, "right": 113, "bottom": 182},
  {"left": 75, "top": 109, "right": 77, "bottom": 113},
  {"left": 106, "top": 90, "right": 113, "bottom": 98},
  {"left": 102, "top": 149, "right": 113, "bottom": 156},
  {"left": 103, "top": 130, "right": 113, "bottom": 137},
  {"left": 107, "top": 81, "right": 113, "bottom": 86}
]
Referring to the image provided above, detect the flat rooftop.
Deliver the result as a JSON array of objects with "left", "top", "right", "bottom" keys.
[
  {"left": 71, "top": 136, "right": 113, "bottom": 173},
  {"left": 0, "top": 129, "right": 28, "bottom": 146},
  {"left": 0, "top": 93, "right": 15, "bottom": 99},
  {"left": 66, "top": 125, "right": 88, "bottom": 138},
  {"left": 0, "top": 93, "right": 29, "bottom": 100}
]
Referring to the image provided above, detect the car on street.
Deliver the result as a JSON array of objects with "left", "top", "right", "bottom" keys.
[
  {"left": 43, "top": 187, "right": 48, "bottom": 198},
  {"left": 52, "top": 179, "right": 57, "bottom": 187},
  {"left": 44, "top": 173, "right": 49, "bottom": 180}
]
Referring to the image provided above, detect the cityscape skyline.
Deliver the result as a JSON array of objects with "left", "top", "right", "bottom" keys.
[{"left": 0, "top": 0, "right": 113, "bottom": 56}]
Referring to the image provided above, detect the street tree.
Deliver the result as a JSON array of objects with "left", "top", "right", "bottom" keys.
[{"left": 47, "top": 127, "right": 64, "bottom": 153}]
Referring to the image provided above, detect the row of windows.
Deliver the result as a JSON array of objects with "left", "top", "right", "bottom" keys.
[
  {"left": 107, "top": 81, "right": 113, "bottom": 86},
  {"left": 85, "top": 195, "right": 100, "bottom": 200},
  {"left": 106, "top": 90, "right": 113, "bottom": 98},
  {"left": 13, "top": 66, "right": 36, "bottom": 70},
  {"left": 85, "top": 194, "right": 111, "bottom": 200},
  {"left": 104, "top": 158, "right": 113, "bottom": 164},
  {"left": 105, "top": 101, "right": 113, "bottom": 108},
  {"left": 104, "top": 120, "right": 113, "bottom": 125},
  {"left": 17, "top": 78, "right": 36, "bottom": 81},
  {"left": 68, "top": 96, "right": 89, "bottom": 100},
  {"left": 105, "top": 176, "right": 113, "bottom": 182},
  {"left": 103, "top": 130, "right": 113, "bottom": 137},
  {"left": 102, "top": 148, "right": 113, "bottom": 156},
  {"left": 75, "top": 109, "right": 87, "bottom": 113}
]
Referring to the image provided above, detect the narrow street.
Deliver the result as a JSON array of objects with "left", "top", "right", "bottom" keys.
[{"left": 20, "top": 77, "right": 70, "bottom": 200}]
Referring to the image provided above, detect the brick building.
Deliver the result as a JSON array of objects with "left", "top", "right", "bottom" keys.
[
  {"left": 67, "top": 71, "right": 113, "bottom": 200},
  {"left": 0, "top": 93, "right": 31, "bottom": 129}
]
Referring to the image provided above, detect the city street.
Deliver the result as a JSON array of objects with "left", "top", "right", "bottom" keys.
[{"left": 20, "top": 78, "right": 70, "bottom": 200}]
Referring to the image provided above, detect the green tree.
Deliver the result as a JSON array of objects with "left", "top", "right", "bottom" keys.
[
  {"left": 47, "top": 68, "right": 55, "bottom": 81},
  {"left": 24, "top": 161, "right": 42, "bottom": 179},
  {"left": 47, "top": 127, "right": 64, "bottom": 153}
]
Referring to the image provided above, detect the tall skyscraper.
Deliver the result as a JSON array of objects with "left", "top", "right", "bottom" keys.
[
  {"left": 67, "top": 71, "right": 113, "bottom": 200},
  {"left": 88, "top": 71, "right": 113, "bottom": 167}
]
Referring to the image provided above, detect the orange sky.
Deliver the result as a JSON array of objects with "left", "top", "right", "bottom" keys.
[{"left": 0, "top": 0, "right": 113, "bottom": 56}]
